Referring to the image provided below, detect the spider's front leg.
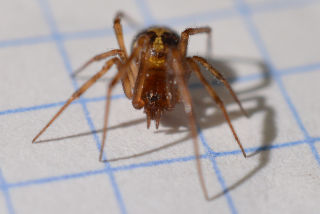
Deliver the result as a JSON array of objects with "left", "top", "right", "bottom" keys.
[
  {"left": 99, "top": 35, "right": 150, "bottom": 161},
  {"left": 179, "top": 27, "right": 212, "bottom": 56},
  {"left": 114, "top": 12, "right": 130, "bottom": 58},
  {"left": 32, "top": 57, "right": 122, "bottom": 144},
  {"left": 73, "top": 12, "right": 136, "bottom": 94},
  {"left": 114, "top": 12, "right": 141, "bottom": 99},
  {"left": 70, "top": 13, "right": 130, "bottom": 77}
]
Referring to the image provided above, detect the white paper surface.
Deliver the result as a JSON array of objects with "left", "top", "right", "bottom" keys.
[{"left": 1, "top": 0, "right": 320, "bottom": 213}]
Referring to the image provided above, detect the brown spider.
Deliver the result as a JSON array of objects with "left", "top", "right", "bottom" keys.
[{"left": 32, "top": 12, "right": 248, "bottom": 200}]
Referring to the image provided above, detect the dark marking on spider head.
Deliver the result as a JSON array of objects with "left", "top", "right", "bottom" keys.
[{"left": 132, "top": 27, "right": 180, "bottom": 67}]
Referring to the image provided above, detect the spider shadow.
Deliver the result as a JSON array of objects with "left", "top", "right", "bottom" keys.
[
  {"left": 36, "top": 56, "right": 275, "bottom": 201},
  {"left": 156, "top": 56, "right": 275, "bottom": 200}
]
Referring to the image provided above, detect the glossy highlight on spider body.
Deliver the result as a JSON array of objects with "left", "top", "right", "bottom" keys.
[{"left": 32, "top": 12, "right": 248, "bottom": 200}]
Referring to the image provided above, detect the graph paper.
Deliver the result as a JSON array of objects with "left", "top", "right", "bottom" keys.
[{"left": 1, "top": 0, "right": 320, "bottom": 213}]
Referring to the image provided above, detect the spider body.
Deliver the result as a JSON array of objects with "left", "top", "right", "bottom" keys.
[
  {"left": 131, "top": 27, "right": 184, "bottom": 128},
  {"left": 32, "top": 12, "right": 248, "bottom": 200}
]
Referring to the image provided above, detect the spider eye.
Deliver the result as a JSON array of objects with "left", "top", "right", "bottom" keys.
[
  {"left": 146, "top": 31, "right": 157, "bottom": 43},
  {"left": 161, "top": 32, "right": 179, "bottom": 46}
]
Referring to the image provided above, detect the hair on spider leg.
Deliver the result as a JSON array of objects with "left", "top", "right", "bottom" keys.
[{"left": 32, "top": 11, "right": 249, "bottom": 200}]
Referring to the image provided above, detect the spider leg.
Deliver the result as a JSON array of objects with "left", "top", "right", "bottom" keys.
[
  {"left": 71, "top": 13, "right": 131, "bottom": 84},
  {"left": 100, "top": 35, "right": 149, "bottom": 161},
  {"left": 114, "top": 11, "right": 141, "bottom": 30},
  {"left": 72, "top": 49, "right": 125, "bottom": 77},
  {"left": 114, "top": 12, "right": 129, "bottom": 58},
  {"left": 188, "top": 58, "right": 247, "bottom": 158},
  {"left": 192, "top": 56, "right": 248, "bottom": 117},
  {"left": 32, "top": 57, "right": 122, "bottom": 143},
  {"left": 168, "top": 48, "right": 209, "bottom": 200},
  {"left": 73, "top": 12, "right": 132, "bottom": 77},
  {"left": 179, "top": 27, "right": 212, "bottom": 57},
  {"left": 114, "top": 12, "right": 141, "bottom": 99},
  {"left": 99, "top": 60, "right": 125, "bottom": 161},
  {"left": 131, "top": 50, "right": 147, "bottom": 109}
]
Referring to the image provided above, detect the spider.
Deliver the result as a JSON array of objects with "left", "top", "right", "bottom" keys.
[{"left": 32, "top": 12, "right": 248, "bottom": 200}]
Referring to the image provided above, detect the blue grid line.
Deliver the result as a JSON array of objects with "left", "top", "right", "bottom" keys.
[
  {"left": 234, "top": 0, "right": 306, "bottom": 126},
  {"left": 249, "top": 0, "right": 319, "bottom": 14},
  {"left": 6, "top": 155, "right": 205, "bottom": 189},
  {"left": 217, "top": 139, "right": 307, "bottom": 157},
  {"left": 234, "top": 0, "right": 320, "bottom": 166},
  {"left": 36, "top": 0, "right": 127, "bottom": 213},
  {"left": 61, "top": 28, "right": 116, "bottom": 41},
  {"left": 274, "top": 75, "right": 309, "bottom": 136},
  {"left": 279, "top": 62, "right": 320, "bottom": 76},
  {"left": 159, "top": 7, "right": 238, "bottom": 27},
  {"left": 233, "top": 0, "right": 308, "bottom": 133},
  {"left": 7, "top": 169, "right": 106, "bottom": 189},
  {"left": 0, "top": 94, "right": 125, "bottom": 116},
  {"left": 198, "top": 130, "right": 238, "bottom": 214},
  {"left": 209, "top": 155, "right": 237, "bottom": 214},
  {"left": 5, "top": 137, "right": 319, "bottom": 192},
  {"left": 309, "top": 142, "right": 320, "bottom": 165},
  {"left": 0, "top": 101, "right": 66, "bottom": 116},
  {"left": 134, "top": 0, "right": 156, "bottom": 25},
  {"left": 250, "top": 2, "right": 320, "bottom": 166},
  {"left": 0, "top": 169, "right": 15, "bottom": 214},
  {"left": 111, "top": 154, "right": 207, "bottom": 172},
  {"left": 0, "top": 35, "right": 53, "bottom": 48}
]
